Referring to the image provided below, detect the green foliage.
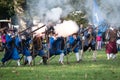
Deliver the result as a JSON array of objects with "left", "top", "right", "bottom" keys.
[
  {"left": 64, "top": 11, "right": 88, "bottom": 27},
  {"left": 0, "top": 0, "right": 14, "bottom": 19},
  {"left": 0, "top": 0, "right": 26, "bottom": 19}
]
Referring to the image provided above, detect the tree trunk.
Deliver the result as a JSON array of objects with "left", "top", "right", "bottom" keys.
[{"left": 13, "top": 0, "right": 26, "bottom": 30}]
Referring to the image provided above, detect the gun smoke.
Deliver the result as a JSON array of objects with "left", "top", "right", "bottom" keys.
[{"left": 26, "top": 0, "right": 120, "bottom": 32}]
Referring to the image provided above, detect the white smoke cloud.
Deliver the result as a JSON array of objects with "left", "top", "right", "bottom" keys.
[
  {"left": 45, "top": 7, "right": 62, "bottom": 22},
  {"left": 54, "top": 20, "right": 79, "bottom": 37},
  {"left": 32, "top": 23, "right": 47, "bottom": 37},
  {"left": 85, "top": 0, "right": 120, "bottom": 27},
  {"left": 27, "top": 0, "right": 120, "bottom": 28},
  {"left": 27, "top": 0, "right": 74, "bottom": 23},
  {"left": 99, "top": 0, "right": 120, "bottom": 27}
]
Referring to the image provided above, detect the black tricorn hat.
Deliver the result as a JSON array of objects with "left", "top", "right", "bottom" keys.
[{"left": 72, "top": 33, "right": 78, "bottom": 35}]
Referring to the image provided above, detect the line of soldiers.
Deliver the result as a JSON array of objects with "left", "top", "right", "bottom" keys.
[{"left": 0, "top": 24, "right": 119, "bottom": 66}]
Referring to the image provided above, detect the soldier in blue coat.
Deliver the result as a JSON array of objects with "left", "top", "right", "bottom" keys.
[
  {"left": 49, "top": 32, "right": 65, "bottom": 64},
  {"left": 67, "top": 33, "right": 81, "bottom": 63},
  {"left": 20, "top": 34, "right": 32, "bottom": 65},
  {"left": 1, "top": 29, "right": 20, "bottom": 66}
]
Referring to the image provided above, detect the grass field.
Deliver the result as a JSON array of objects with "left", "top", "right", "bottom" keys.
[{"left": 0, "top": 50, "right": 120, "bottom": 80}]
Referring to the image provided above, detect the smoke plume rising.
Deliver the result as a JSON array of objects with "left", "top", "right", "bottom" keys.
[{"left": 26, "top": 0, "right": 120, "bottom": 28}]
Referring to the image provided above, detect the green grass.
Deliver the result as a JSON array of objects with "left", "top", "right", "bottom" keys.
[{"left": 0, "top": 50, "right": 120, "bottom": 80}]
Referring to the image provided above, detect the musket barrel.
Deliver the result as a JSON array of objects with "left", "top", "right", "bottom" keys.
[
  {"left": 19, "top": 27, "right": 32, "bottom": 34},
  {"left": 30, "top": 25, "right": 46, "bottom": 35}
]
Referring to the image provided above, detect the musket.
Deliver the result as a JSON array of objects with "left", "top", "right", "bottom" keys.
[
  {"left": 0, "top": 27, "right": 7, "bottom": 32},
  {"left": 19, "top": 24, "right": 46, "bottom": 36},
  {"left": 29, "top": 25, "right": 46, "bottom": 35},
  {"left": 18, "top": 26, "right": 32, "bottom": 34},
  {"left": 19, "top": 25, "right": 45, "bottom": 65},
  {"left": 29, "top": 24, "right": 45, "bottom": 66}
]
